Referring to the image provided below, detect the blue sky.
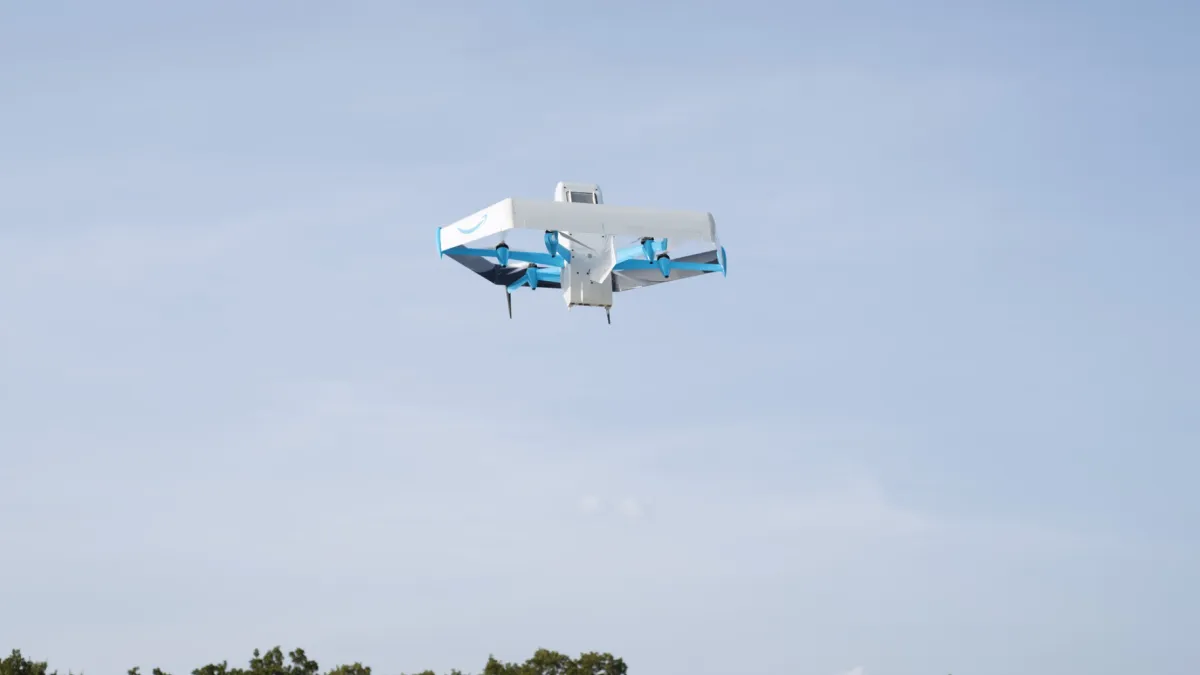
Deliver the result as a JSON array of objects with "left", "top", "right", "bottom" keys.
[{"left": 1, "top": 1, "right": 1197, "bottom": 674}]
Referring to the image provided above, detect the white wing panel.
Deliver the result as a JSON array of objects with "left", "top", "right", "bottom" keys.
[
  {"left": 509, "top": 199, "right": 717, "bottom": 242},
  {"left": 437, "top": 198, "right": 516, "bottom": 251}
]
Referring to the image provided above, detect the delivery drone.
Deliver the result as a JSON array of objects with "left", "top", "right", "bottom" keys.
[{"left": 436, "top": 181, "right": 727, "bottom": 323}]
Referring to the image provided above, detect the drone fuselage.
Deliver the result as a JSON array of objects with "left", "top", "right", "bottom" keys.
[{"left": 554, "top": 182, "right": 615, "bottom": 311}]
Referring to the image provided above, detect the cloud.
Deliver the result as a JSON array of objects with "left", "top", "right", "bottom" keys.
[
  {"left": 760, "top": 476, "right": 932, "bottom": 537},
  {"left": 579, "top": 495, "right": 602, "bottom": 515},
  {"left": 0, "top": 183, "right": 405, "bottom": 289},
  {"left": 576, "top": 495, "right": 649, "bottom": 520},
  {"left": 616, "top": 496, "right": 647, "bottom": 519}
]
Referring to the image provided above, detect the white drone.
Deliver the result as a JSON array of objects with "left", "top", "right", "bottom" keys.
[{"left": 436, "top": 181, "right": 727, "bottom": 323}]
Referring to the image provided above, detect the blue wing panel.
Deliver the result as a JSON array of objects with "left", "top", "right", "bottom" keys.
[{"left": 611, "top": 249, "right": 722, "bottom": 292}]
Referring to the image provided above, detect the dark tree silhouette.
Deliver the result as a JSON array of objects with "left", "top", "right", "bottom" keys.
[
  {"left": 2, "top": 650, "right": 52, "bottom": 675},
  {"left": 3, "top": 646, "right": 627, "bottom": 675}
]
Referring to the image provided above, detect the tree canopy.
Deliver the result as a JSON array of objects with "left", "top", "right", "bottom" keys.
[{"left": 1, "top": 647, "right": 627, "bottom": 675}]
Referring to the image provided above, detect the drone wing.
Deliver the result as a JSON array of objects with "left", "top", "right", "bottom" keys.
[
  {"left": 435, "top": 195, "right": 725, "bottom": 298},
  {"left": 611, "top": 248, "right": 724, "bottom": 292},
  {"left": 444, "top": 253, "right": 561, "bottom": 289},
  {"left": 437, "top": 198, "right": 719, "bottom": 253}
]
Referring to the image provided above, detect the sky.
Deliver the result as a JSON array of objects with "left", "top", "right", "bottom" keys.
[{"left": 1, "top": 1, "right": 1198, "bottom": 674}]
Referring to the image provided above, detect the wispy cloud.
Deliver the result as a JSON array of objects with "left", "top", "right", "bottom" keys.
[
  {"left": 0, "top": 182, "right": 412, "bottom": 287},
  {"left": 579, "top": 495, "right": 602, "bottom": 515},
  {"left": 755, "top": 475, "right": 932, "bottom": 536},
  {"left": 615, "top": 496, "right": 648, "bottom": 519}
]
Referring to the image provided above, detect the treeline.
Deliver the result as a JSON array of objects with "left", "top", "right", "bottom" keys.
[{"left": 1, "top": 646, "right": 628, "bottom": 675}]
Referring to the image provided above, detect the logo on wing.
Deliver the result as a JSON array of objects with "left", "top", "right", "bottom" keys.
[{"left": 457, "top": 212, "right": 488, "bottom": 234}]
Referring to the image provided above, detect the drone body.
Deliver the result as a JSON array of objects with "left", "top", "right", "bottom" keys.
[{"left": 436, "top": 182, "right": 726, "bottom": 323}]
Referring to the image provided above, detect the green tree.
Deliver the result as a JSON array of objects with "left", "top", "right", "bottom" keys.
[
  {"left": 324, "top": 664, "right": 370, "bottom": 675},
  {"left": 480, "top": 649, "right": 626, "bottom": 675},
  {"left": 571, "top": 652, "right": 626, "bottom": 675},
  {"left": 1, "top": 650, "right": 51, "bottom": 675},
  {"left": 127, "top": 664, "right": 173, "bottom": 675},
  {"left": 13, "top": 645, "right": 624, "bottom": 675}
]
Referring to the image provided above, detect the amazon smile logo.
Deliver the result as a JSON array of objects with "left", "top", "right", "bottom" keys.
[{"left": 457, "top": 212, "right": 488, "bottom": 234}]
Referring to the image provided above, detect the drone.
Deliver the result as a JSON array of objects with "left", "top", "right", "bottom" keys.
[{"left": 435, "top": 181, "right": 727, "bottom": 323}]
